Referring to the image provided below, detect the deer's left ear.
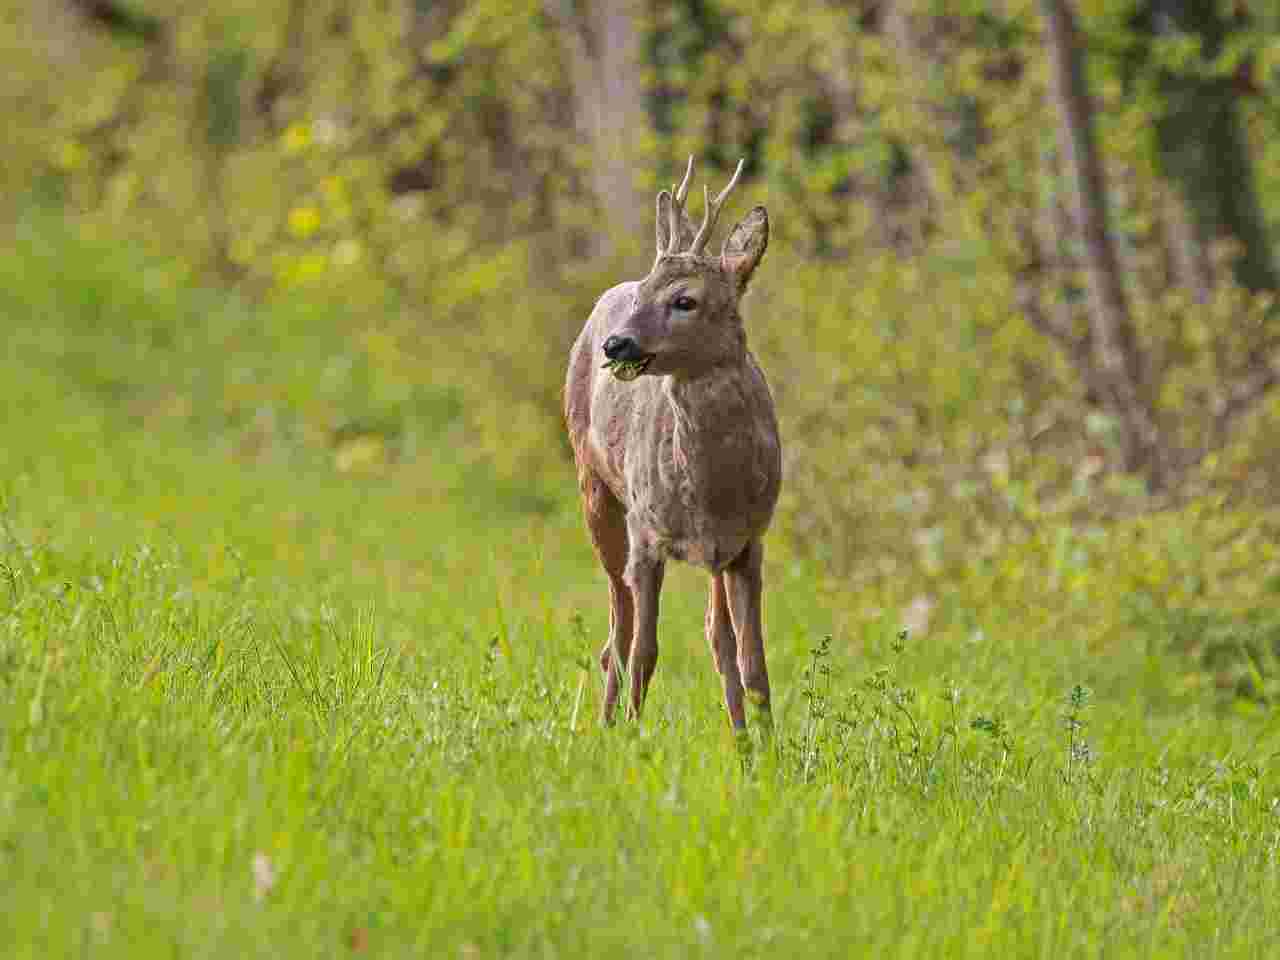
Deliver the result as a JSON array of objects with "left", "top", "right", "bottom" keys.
[{"left": 721, "top": 206, "right": 768, "bottom": 288}]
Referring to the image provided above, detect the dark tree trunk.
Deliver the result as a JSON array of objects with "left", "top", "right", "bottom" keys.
[
  {"left": 1041, "top": 0, "right": 1167, "bottom": 490},
  {"left": 1140, "top": 0, "right": 1278, "bottom": 293},
  {"left": 69, "top": 0, "right": 163, "bottom": 44}
]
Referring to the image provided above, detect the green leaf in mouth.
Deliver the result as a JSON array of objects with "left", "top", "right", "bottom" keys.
[{"left": 602, "top": 357, "right": 649, "bottom": 381}]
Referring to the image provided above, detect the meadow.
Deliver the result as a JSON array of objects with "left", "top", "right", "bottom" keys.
[{"left": 2, "top": 212, "right": 1279, "bottom": 958}]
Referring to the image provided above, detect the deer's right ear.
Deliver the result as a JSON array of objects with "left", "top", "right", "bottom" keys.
[
  {"left": 655, "top": 190, "right": 673, "bottom": 258},
  {"left": 721, "top": 205, "right": 769, "bottom": 288}
]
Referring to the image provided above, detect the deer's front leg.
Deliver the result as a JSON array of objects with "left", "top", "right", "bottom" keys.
[
  {"left": 601, "top": 575, "right": 635, "bottom": 725},
  {"left": 707, "top": 573, "right": 746, "bottom": 730},
  {"left": 725, "top": 540, "right": 771, "bottom": 730},
  {"left": 624, "top": 538, "right": 665, "bottom": 720}
]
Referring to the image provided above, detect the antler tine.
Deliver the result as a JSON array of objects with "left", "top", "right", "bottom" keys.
[
  {"left": 690, "top": 158, "right": 746, "bottom": 255},
  {"left": 661, "top": 155, "right": 695, "bottom": 256},
  {"left": 665, "top": 184, "right": 680, "bottom": 257},
  {"left": 693, "top": 183, "right": 711, "bottom": 251},
  {"left": 674, "top": 155, "right": 694, "bottom": 206}
]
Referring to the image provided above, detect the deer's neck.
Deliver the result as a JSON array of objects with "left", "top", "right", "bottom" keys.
[
  {"left": 646, "top": 357, "right": 779, "bottom": 565},
  {"left": 661, "top": 360, "right": 760, "bottom": 472}
]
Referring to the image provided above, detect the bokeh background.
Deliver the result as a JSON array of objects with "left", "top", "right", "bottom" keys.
[
  {"left": 8, "top": 5, "right": 1280, "bottom": 955},
  {"left": 5, "top": 1, "right": 1280, "bottom": 694}
]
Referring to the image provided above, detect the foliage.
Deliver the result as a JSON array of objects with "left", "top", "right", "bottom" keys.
[{"left": 6, "top": 1, "right": 1280, "bottom": 591}]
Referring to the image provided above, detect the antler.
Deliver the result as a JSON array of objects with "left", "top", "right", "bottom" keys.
[
  {"left": 664, "top": 155, "right": 695, "bottom": 257},
  {"left": 690, "top": 158, "right": 745, "bottom": 256},
  {"left": 657, "top": 156, "right": 745, "bottom": 258}
]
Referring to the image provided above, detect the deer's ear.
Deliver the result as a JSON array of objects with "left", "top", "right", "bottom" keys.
[
  {"left": 655, "top": 190, "right": 673, "bottom": 258},
  {"left": 721, "top": 205, "right": 768, "bottom": 287}
]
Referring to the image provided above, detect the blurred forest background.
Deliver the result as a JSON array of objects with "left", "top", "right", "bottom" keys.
[{"left": 5, "top": 0, "right": 1280, "bottom": 675}]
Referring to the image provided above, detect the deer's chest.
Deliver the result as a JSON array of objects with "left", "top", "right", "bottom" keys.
[{"left": 610, "top": 376, "right": 780, "bottom": 572}]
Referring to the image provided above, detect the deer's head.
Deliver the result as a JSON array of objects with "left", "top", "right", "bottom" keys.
[{"left": 602, "top": 157, "right": 768, "bottom": 381}]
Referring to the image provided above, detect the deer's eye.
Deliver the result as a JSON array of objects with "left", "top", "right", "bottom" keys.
[{"left": 672, "top": 295, "right": 698, "bottom": 312}]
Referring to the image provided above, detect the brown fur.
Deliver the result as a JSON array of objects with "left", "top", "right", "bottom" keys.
[{"left": 563, "top": 159, "right": 780, "bottom": 729}]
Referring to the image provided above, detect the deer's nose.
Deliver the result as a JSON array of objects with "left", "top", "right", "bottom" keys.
[{"left": 603, "top": 335, "right": 644, "bottom": 362}]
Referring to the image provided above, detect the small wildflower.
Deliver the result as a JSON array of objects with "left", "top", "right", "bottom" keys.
[
  {"left": 693, "top": 915, "right": 712, "bottom": 941},
  {"left": 289, "top": 251, "right": 329, "bottom": 286},
  {"left": 288, "top": 206, "right": 322, "bottom": 240},
  {"left": 252, "top": 852, "right": 277, "bottom": 902},
  {"left": 320, "top": 175, "right": 346, "bottom": 200},
  {"left": 55, "top": 139, "right": 88, "bottom": 172},
  {"left": 1071, "top": 739, "right": 1096, "bottom": 766},
  {"left": 333, "top": 238, "right": 362, "bottom": 267},
  {"left": 283, "top": 122, "right": 311, "bottom": 154}
]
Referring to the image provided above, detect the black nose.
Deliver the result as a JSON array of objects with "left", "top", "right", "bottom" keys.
[{"left": 602, "top": 335, "right": 643, "bottom": 362}]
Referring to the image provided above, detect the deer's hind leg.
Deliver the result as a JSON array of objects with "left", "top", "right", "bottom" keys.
[
  {"left": 707, "top": 573, "right": 746, "bottom": 730},
  {"left": 725, "top": 539, "right": 771, "bottom": 731},
  {"left": 581, "top": 469, "right": 633, "bottom": 724}
]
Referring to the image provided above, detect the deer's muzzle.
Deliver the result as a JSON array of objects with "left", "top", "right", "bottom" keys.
[
  {"left": 601, "top": 335, "right": 654, "bottom": 381},
  {"left": 602, "top": 335, "right": 646, "bottom": 363}
]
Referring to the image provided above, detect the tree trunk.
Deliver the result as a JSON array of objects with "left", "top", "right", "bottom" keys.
[
  {"left": 1041, "top": 0, "right": 1167, "bottom": 490},
  {"left": 1141, "top": 0, "right": 1278, "bottom": 294},
  {"left": 849, "top": 1, "right": 934, "bottom": 252},
  {"left": 544, "top": 0, "right": 646, "bottom": 256}
]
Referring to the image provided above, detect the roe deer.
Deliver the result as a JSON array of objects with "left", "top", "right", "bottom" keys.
[{"left": 564, "top": 156, "right": 780, "bottom": 730}]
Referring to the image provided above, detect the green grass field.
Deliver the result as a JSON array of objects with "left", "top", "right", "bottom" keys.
[{"left": 2, "top": 215, "right": 1279, "bottom": 957}]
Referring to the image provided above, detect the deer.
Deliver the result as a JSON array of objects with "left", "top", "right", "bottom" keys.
[{"left": 564, "top": 156, "right": 781, "bottom": 731}]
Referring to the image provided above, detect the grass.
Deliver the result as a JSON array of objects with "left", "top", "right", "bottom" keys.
[{"left": 2, "top": 212, "right": 1279, "bottom": 957}]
